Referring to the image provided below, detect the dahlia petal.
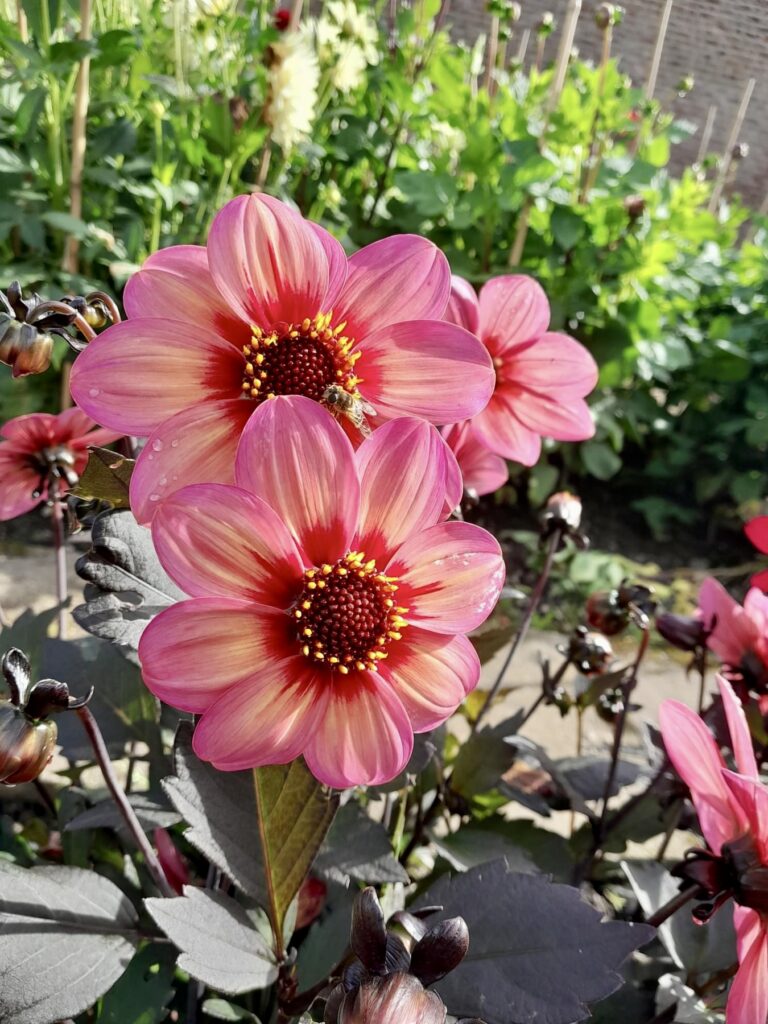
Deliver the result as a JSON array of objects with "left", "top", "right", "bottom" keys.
[
  {"left": 356, "top": 320, "right": 494, "bottom": 423},
  {"left": 124, "top": 244, "right": 251, "bottom": 347},
  {"left": 470, "top": 391, "right": 542, "bottom": 466},
  {"left": 138, "top": 599, "right": 289, "bottom": 712},
  {"left": 309, "top": 222, "right": 348, "bottom": 306},
  {"left": 304, "top": 673, "right": 413, "bottom": 788},
  {"left": 0, "top": 412, "right": 58, "bottom": 447},
  {"left": 235, "top": 396, "right": 359, "bottom": 565},
  {"left": 721, "top": 770, "right": 768, "bottom": 864},
  {"left": 354, "top": 418, "right": 459, "bottom": 565},
  {"left": 478, "top": 275, "right": 550, "bottom": 355},
  {"left": 53, "top": 407, "right": 97, "bottom": 441},
  {"left": 70, "top": 318, "right": 244, "bottom": 434},
  {"left": 129, "top": 399, "right": 253, "bottom": 524},
  {"left": 193, "top": 657, "right": 328, "bottom": 771},
  {"left": 381, "top": 629, "right": 480, "bottom": 732},
  {"left": 751, "top": 568, "right": 768, "bottom": 592},
  {"left": 658, "top": 699, "right": 744, "bottom": 852},
  {"left": 699, "top": 577, "right": 757, "bottom": 668},
  {"left": 68, "top": 426, "right": 124, "bottom": 451},
  {"left": 445, "top": 274, "right": 480, "bottom": 334},
  {"left": 512, "top": 389, "right": 596, "bottom": 442},
  {"left": 505, "top": 332, "right": 598, "bottom": 396},
  {"left": 736, "top": 907, "right": 763, "bottom": 963},
  {"left": 726, "top": 921, "right": 768, "bottom": 1024},
  {"left": 207, "top": 194, "right": 329, "bottom": 328},
  {"left": 0, "top": 452, "right": 43, "bottom": 520},
  {"left": 334, "top": 235, "right": 451, "bottom": 342},
  {"left": 719, "top": 675, "right": 758, "bottom": 778},
  {"left": 443, "top": 422, "right": 509, "bottom": 496},
  {"left": 746, "top": 516, "right": 768, "bottom": 555},
  {"left": 387, "top": 521, "right": 505, "bottom": 634},
  {"left": 150, "top": 483, "right": 303, "bottom": 604}
]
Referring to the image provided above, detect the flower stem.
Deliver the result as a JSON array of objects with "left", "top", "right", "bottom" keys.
[
  {"left": 50, "top": 482, "right": 68, "bottom": 639},
  {"left": 76, "top": 706, "right": 175, "bottom": 898},
  {"left": 646, "top": 885, "right": 697, "bottom": 928},
  {"left": 472, "top": 529, "right": 561, "bottom": 734}
]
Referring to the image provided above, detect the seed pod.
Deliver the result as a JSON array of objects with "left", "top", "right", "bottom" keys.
[
  {"left": 567, "top": 626, "right": 614, "bottom": 675},
  {"left": 586, "top": 591, "right": 629, "bottom": 636},
  {"left": 0, "top": 703, "right": 57, "bottom": 784}
]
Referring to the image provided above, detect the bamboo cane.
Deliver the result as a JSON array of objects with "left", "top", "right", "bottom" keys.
[
  {"left": 546, "top": 0, "right": 582, "bottom": 113},
  {"left": 645, "top": 0, "right": 673, "bottom": 101},
  {"left": 62, "top": 0, "right": 92, "bottom": 276},
  {"left": 708, "top": 77, "right": 755, "bottom": 212},
  {"left": 485, "top": 14, "right": 500, "bottom": 93},
  {"left": 514, "top": 27, "right": 530, "bottom": 69},
  {"left": 696, "top": 103, "right": 717, "bottom": 163}
]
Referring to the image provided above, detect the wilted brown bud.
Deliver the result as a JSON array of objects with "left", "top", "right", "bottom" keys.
[
  {"left": 0, "top": 281, "right": 78, "bottom": 378},
  {"left": 410, "top": 917, "right": 469, "bottom": 986},
  {"left": 338, "top": 973, "right": 446, "bottom": 1024},
  {"left": 567, "top": 626, "right": 613, "bottom": 675},
  {"left": 540, "top": 492, "right": 588, "bottom": 549},
  {"left": 624, "top": 194, "right": 646, "bottom": 220},
  {"left": 595, "top": 3, "right": 620, "bottom": 29},
  {"left": 655, "top": 611, "right": 707, "bottom": 652},
  {"left": 0, "top": 705, "right": 57, "bottom": 784},
  {"left": 586, "top": 591, "right": 629, "bottom": 636},
  {"left": 229, "top": 95, "right": 250, "bottom": 132}
]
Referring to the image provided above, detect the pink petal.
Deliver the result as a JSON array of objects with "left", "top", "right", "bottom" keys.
[
  {"left": 511, "top": 389, "right": 596, "bottom": 442},
  {"left": 658, "top": 699, "right": 744, "bottom": 852},
  {"left": 206, "top": 194, "right": 329, "bottom": 328},
  {"left": 193, "top": 657, "right": 328, "bottom": 771},
  {"left": 502, "top": 332, "right": 598, "bottom": 397},
  {"left": 304, "top": 673, "right": 413, "bottom": 788},
  {"left": 356, "top": 320, "right": 494, "bottom": 423},
  {"left": 751, "top": 568, "right": 768, "bottom": 592},
  {"left": 719, "top": 675, "right": 758, "bottom": 778},
  {"left": 746, "top": 516, "right": 768, "bottom": 556},
  {"left": 333, "top": 235, "right": 451, "bottom": 342},
  {"left": 235, "top": 396, "right": 359, "bottom": 566},
  {"left": 68, "top": 426, "right": 124, "bottom": 451},
  {"left": 354, "top": 418, "right": 459, "bottom": 566},
  {"left": 478, "top": 275, "right": 550, "bottom": 355},
  {"left": 443, "top": 422, "right": 509, "bottom": 496},
  {"left": 53, "top": 407, "right": 97, "bottom": 441},
  {"left": 387, "top": 521, "right": 505, "bottom": 634},
  {"left": 721, "top": 770, "right": 768, "bottom": 863},
  {"left": 129, "top": 399, "right": 253, "bottom": 524},
  {"left": 138, "top": 598, "right": 290, "bottom": 712},
  {"left": 0, "top": 451, "right": 43, "bottom": 520},
  {"left": 309, "top": 222, "right": 348, "bottom": 305},
  {"left": 736, "top": 907, "right": 762, "bottom": 962},
  {"left": 150, "top": 483, "right": 303, "bottom": 604},
  {"left": 471, "top": 392, "right": 542, "bottom": 465},
  {"left": 445, "top": 275, "right": 480, "bottom": 334},
  {"left": 380, "top": 629, "right": 479, "bottom": 731},
  {"left": 123, "top": 244, "right": 251, "bottom": 347},
  {"left": 0, "top": 412, "right": 58, "bottom": 448},
  {"left": 70, "top": 318, "right": 244, "bottom": 435},
  {"left": 699, "top": 577, "right": 757, "bottom": 668},
  {"left": 727, "top": 920, "right": 768, "bottom": 1024}
]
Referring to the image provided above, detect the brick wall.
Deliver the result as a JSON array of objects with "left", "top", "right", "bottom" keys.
[{"left": 442, "top": 0, "right": 767, "bottom": 206}]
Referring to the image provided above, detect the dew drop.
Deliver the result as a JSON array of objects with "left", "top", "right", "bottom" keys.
[
  {"left": 171, "top": 474, "right": 178, "bottom": 481},
  {"left": 170, "top": 439, "right": 179, "bottom": 448},
  {"left": 147, "top": 454, "right": 154, "bottom": 461},
  {"left": 152, "top": 439, "right": 164, "bottom": 452},
  {"left": 89, "top": 388, "right": 100, "bottom": 398},
  {"left": 159, "top": 477, "right": 168, "bottom": 486},
  {"left": 149, "top": 493, "right": 161, "bottom": 502}
]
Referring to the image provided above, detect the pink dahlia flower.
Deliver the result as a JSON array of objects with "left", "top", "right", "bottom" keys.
[
  {"left": 444, "top": 274, "right": 598, "bottom": 466},
  {"left": 138, "top": 396, "right": 504, "bottom": 788},
  {"left": 660, "top": 677, "right": 768, "bottom": 1024},
  {"left": 0, "top": 409, "right": 120, "bottom": 521},
  {"left": 745, "top": 516, "right": 768, "bottom": 591},
  {"left": 442, "top": 421, "right": 508, "bottom": 497},
  {"left": 70, "top": 194, "right": 494, "bottom": 524},
  {"left": 698, "top": 577, "right": 768, "bottom": 687}
]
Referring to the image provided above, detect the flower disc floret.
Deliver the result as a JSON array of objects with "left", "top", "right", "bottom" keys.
[{"left": 293, "top": 553, "right": 407, "bottom": 672}]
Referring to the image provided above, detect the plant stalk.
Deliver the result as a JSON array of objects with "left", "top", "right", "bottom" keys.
[
  {"left": 646, "top": 884, "right": 697, "bottom": 928},
  {"left": 50, "top": 480, "right": 68, "bottom": 639},
  {"left": 62, "top": 0, "right": 93, "bottom": 275},
  {"left": 76, "top": 706, "right": 175, "bottom": 898}
]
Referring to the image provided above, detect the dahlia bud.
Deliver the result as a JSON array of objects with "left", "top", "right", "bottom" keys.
[
  {"left": 60, "top": 294, "right": 111, "bottom": 330},
  {"left": 624, "top": 194, "right": 646, "bottom": 220},
  {"left": 536, "top": 12, "right": 555, "bottom": 35},
  {"left": 732, "top": 142, "right": 749, "bottom": 161},
  {"left": 586, "top": 591, "right": 629, "bottom": 636},
  {"left": 350, "top": 887, "right": 388, "bottom": 973},
  {"left": 410, "top": 917, "right": 469, "bottom": 985},
  {"left": 594, "top": 686, "right": 626, "bottom": 724},
  {"left": 655, "top": 611, "right": 708, "bottom": 652},
  {"left": 724, "top": 834, "right": 768, "bottom": 915},
  {"left": 675, "top": 74, "right": 695, "bottom": 95},
  {"left": 566, "top": 626, "right": 613, "bottom": 675},
  {"left": 0, "top": 281, "right": 72, "bottom": 378},
  {"left": 595, "top": 4, "right": 621, "bottom": 29},
  {"left": 296, "top": 876, "right": 327, "bottom": 929},
  {"left": 540, "top": 491, "right": 588, "bottom": 549}
]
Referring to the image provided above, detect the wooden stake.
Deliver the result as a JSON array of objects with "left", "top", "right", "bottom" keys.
[
  {"left": 645, "top": 0, "right": 673, "bottom": 101},
  {"left": 546, "top": 0, "right": 582, "bottom": 113},
  {"left": 515, "top": 27, "right": 530, "bottom": 68},
  {"left": 485, "top": 14, "right": 500, "bottom": 93},
  {"left": 696, "top": 103, "right": 717, "bottom": 163},
  {"left": 62, "top": 0, "right": 92, "bottom": 276},
  {"left": 708, "top": 77, "right": 755, "bottom": 212}
]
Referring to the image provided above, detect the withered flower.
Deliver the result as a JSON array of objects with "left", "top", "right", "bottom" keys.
[
  {"left": 539, "top": 491, "right": 588, "bottom": 549},
  {"left": 0, "top": 648, "right": 91, "bottom": 784},
  {"left": 0, "top": 281, "right": 76, "bottom": 377},
  {"left": 565, "top": 625, "right": 614, "bottom": 675},
  {"left": 587, "top": 580, "right": 656, "bottom": 635}
]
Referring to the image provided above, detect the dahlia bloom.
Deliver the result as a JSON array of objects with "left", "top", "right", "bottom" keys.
[
  {"left": 266, "top": 26, "right": 320, "bottom": 152},
  {"left": 444, "top": 274, "right": 598, "bottom": 466},
  {"left": 0, "top": 409, "right": 120, "bottom": 521},
  {"left": 698, "top": 577, "right": 768, "bottom": 688},
  {"left": 660, "top": 677, "right": 768, "bottom": 1024},
  {"left": 70, "top": 194, "right": 493, "bottom": 524},
  {"left": 441, "top": 422, "right": 508, "bottom": 497},
  {"left": 138, "top": 397, "right": 504, "bottom": 788},
  {"left": 745, "top": 516, "right": 768, "bottom": 591}
]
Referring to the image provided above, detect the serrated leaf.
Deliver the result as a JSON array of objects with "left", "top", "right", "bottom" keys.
[
  {"left": 145, "top": 888, "right": 277, "bottom": 995},
  {"left": 74, "top": 508, "right": 184, "bottom": 661},
  {"left": 98, "top": 944, "right": 176, "bottom": 1024},
  {"left": 0, "top": 862, "right": 139, "bottom": 1024},
  {"left": 254, "top": 760, "right": 339, "bottom": 946},
  {"left": 73, "top": 446, "right": 135, "bottom": 508},
  {"left": 163, "top": 722, "right": 265, "bottom": 900},
  {"left": 314, "top": 802, "right": 408, "bottom": 886},
  {"left": 418, "top": 860, "right": 655, "bottom": 1024}
]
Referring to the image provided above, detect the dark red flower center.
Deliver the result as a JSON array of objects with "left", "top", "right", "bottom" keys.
[
  {"left": 242, "top": 315, "right": 360, "bottom": 406},
  {"left": 292, "top": 553, "right": 408, "bottom": 673}
]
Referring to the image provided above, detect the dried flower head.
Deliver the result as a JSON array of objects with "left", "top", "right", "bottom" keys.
[{"left": 0, "top": 281, "right": 76, "bottom": 378}]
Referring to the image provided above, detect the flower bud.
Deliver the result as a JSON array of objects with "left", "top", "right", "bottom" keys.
[
  {"left": 0, "top": 281, "right": 78, "bottom": 378},
  {"left": 410, "top": 917, "right": 469, "bottom": 986},
  {"left": 296, "top": 875, "right": 327, "bottom": 929},
  {"left": 595, "top": 4, "right": 622, "bottom": 29},
  {"left": 675, "top": 74, "right": 695, "bottom": 95},
  {"left": 351, "top": 887, "right": 388, "bottom": 973},
  {"left": 655, "top": 611, "right": 707, "bottom": 652},
  {"left": 586, "top": 591, "right": 629, "bottom": 636},
  {"left": 60, "top": 295, "right": 111, "bottom": 330},
  {"left": 567, "top": 626, "right": 613, "bottom": 675},
  {"left": 541, "top": 491, "right": 582, "bottom": 535},
  {"left": 506, "top": 2, "right": 522, "bottom": 23},
  {"left": 732, "top": 142, "right": 749, "bottom": 161},
  {"left": 624, "top": 194, "right": 646, "bottom": 220},
  {"left": 724, "top": 834, "right": 768, "bottom": 915},
  {"left": 536, "top": 12, "right": 555, "bottom": 35},
  {"left": 0, "top": 704, "right": 57, "bottom": 784},
  {"left": 274, "top": 6, "right": 291, "bottom": 30}
]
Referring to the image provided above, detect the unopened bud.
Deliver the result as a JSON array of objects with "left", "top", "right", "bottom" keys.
[
  {"left": 410, "top": 917, "right": 469, "bottom": 985},
  {"left": 541, "top": 491, "right": 582, "bottom": 537},
  {"left": 732, "top": 142, "right": 749, "bottom": 161},
  {"left": 274, "top": 6, "right": 291, "bottom": 30},
  {"left": 295, "top": 875, "right": 327, "bottom": 929},
  {"left": 350, "top": 887, "right": 388, "bottom": 974},
  {"left": 567, "top": 626, "right": 613, "bottom": 675},
  {"left": 61, "top": 295, "right": 111, "bottom": 330},
  {"left": 586, "top": 591, "right": 629, "bottom": 636},
  {"left": 536, "top": 12, "right": 555, "bottom": 35},
  {"left": 0, "top": 705, "right": 57, "bottom": 784},
  {"left": 676, "top": 74, "right": 695, "bottom": 95},
  {"left": 624, "top": 194, "right": 645, "bottom": 220},
  {"left": 595, "top": 4, "right": 614, "bottom": 29},
  {"left": 506, "top": 1, "right": 521, "bottom": 22},
  {"left": 655, "top": 611, "right": 707, "bottom": 652}
]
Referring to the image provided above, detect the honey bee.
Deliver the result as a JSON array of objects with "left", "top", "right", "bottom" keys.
[{"left": 322, "top": 385, "right": 377, "bottom": 438}]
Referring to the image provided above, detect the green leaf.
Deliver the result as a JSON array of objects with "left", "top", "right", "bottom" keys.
[
  {"left": 0, "top": 146, "right": 28, "bottom": 174},
  {"left": 580, "top": 441, "right": 622, "bottom": 480},
  {"left": 202, "top": 1000, "right": 262, "bottom": 1022},
  {"left": 254, "top": 760, "right": 339, "bottom": 950},
  {"left": 551, "top": 207, "right": 585, "bottom": 251},
  {"left": 73, "top": 446, "right": 135, "bottom": 507},
  {"left": 41, "top": 210, "right": 90, "bottom": 237},
  {"left": 98, "top": 945, "right": 176, "bottom": 1024}
]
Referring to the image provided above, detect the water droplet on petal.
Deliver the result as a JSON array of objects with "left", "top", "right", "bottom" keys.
[
  {"left": 147, "top": 454, "right": 154, "bottom": 461},
  {"left": 159, "top": 477, "right": 168, "bottom": 486},
  {"left": 89, "top": 388, "right": 100, "bottom": 398},
  {"left": 152, "top": 439, "right": 164, "bottom": 452},
  {"left": 149, "top": 493, "right": 161, "bottom": 502},
  {"left": 171, "top": 439, "right": 179, "bottom": 448}
]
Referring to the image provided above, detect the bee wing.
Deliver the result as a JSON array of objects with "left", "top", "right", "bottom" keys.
[
  {"left": 360, "top": 400, "right": 377, "bottom": 417},
  {"left": 357, "top": 416, "right": 373, "bottom": 439}
]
